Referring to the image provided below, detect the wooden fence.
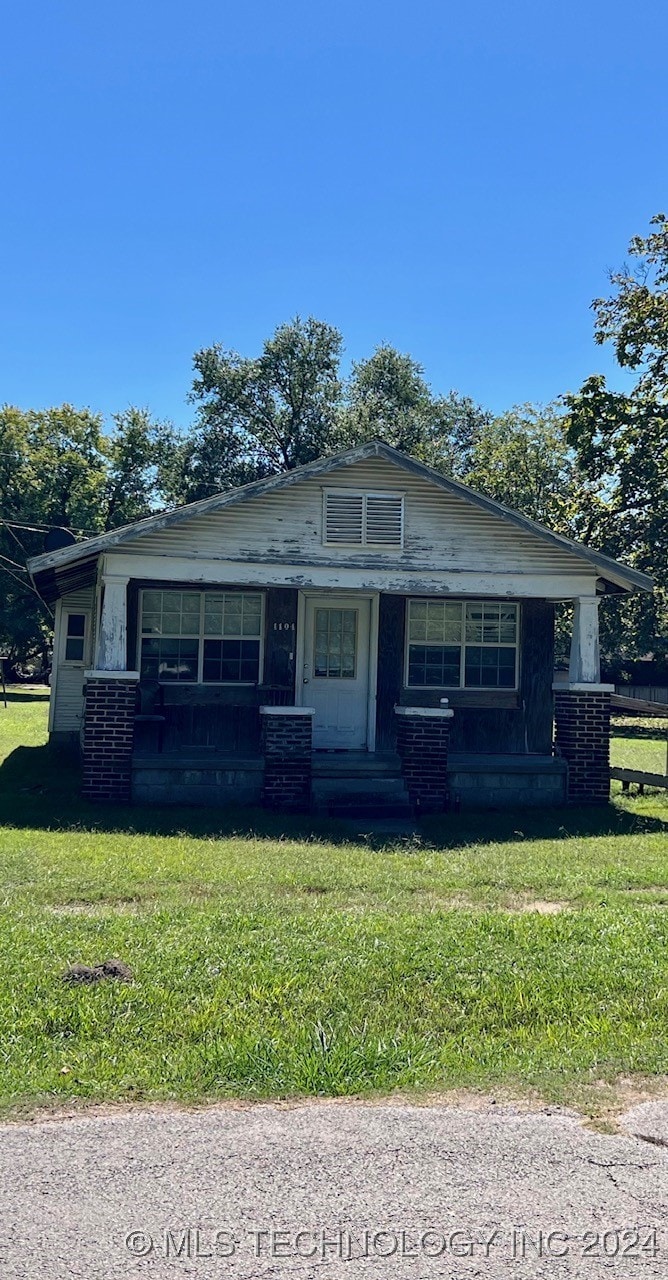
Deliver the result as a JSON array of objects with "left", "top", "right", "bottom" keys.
[{"left": 610, "top": 693, "right": 668, "bottom": 792}]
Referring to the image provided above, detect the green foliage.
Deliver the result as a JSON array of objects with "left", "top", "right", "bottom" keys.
[
  {"left": 464, "top": 404, "right": 581, "bottom": 531},
  {"left": 171, "top": 317, "right": 345, "bottom": 502},
  {"left": 342, "top": 344, "right": 490, "bottom": 474},
  {"left": 565, "top": 384, "right": 668, "bottom": 664},
  {"left": 563, "top": 214, "right": 668, "bottom": 666},
  {"left": 0, "top": 405, "right": 174, "bottom": 673},
  {"left": 593, "top": 212, "right": 668, "bottom": 398}
]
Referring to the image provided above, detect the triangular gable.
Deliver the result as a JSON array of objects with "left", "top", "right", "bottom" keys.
[{"left": 27, "top": 440, "right": 652, "bottom": 593}]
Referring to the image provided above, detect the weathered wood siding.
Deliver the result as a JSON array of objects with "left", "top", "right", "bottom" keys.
[
  {"left": 116, "top": 458, "right": 589, "bottom": 580},
  {"left": 375, "top": 597, "right": 554, "bottom": 755}
]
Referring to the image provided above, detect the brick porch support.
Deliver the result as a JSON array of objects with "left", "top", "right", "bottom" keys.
[
  {"left": 260, "top": 706, "right": 315, "bottom": 811},
  {"left": 553, "top": 683, "right": 613, "bottom": 805},
  {"left": 82, "top": 671, "right": 140, "bottom": 801},
  {"left": 395, "top": 702, "right": 454, "bottom": 814}
]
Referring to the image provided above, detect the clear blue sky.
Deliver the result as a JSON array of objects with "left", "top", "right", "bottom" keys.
[{"left": 1, "top": 0, "right": 666, "bottom": 431}]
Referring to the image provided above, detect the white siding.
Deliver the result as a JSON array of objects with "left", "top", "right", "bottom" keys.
[
  {"left": 50, "top": 588, "right": 94, "bottom": 735},
  {"left": 116, "top": 458, "right": 588, "bottom": 578}
]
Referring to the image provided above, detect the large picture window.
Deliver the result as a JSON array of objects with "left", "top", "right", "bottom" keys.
[
  {"left": 140, "top": 590, "right": 263, "bottom": 683},
  {"left": 406, "top": 600, "right": 519, "bottom": 689}
]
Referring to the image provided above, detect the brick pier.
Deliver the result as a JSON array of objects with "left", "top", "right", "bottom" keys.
[
  {"left": 395, "top": 703, "right": 454, "bottom": 814},
  {"left": 260, "top": 707, "right": 315, "bottom": 811},
  {"left": 81, "top": 671, "right": 140, "bottom": 802},
  {"left": 553, "top": 683, "right": 612, "bottom": 804}
]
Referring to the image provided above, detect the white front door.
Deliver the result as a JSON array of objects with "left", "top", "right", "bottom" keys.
[{"left": 303, "top": 596, "right": 371, "bottom": 749}]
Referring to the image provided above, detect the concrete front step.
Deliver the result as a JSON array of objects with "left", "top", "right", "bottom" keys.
[
  {"left": 312, "top": 753, "right": 402, "bottom": 778},
  {"left": 317, "top": 799, "right": 414, "bottom": 819},
  {"left": 312, "top": 776, "right": 405, "bottom": 796}
]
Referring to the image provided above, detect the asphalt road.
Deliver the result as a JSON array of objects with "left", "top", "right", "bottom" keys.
[{"left": 1, "top": 1099, "right": 668, "bottom": 1279}]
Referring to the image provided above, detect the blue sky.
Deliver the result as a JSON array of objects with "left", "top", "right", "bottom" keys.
[{"left": 1, "top": 0, "right": 666, "bottom": 431}]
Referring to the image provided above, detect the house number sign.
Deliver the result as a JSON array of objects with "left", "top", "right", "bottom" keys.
[{"left": 272, "top": 622, "right": 295, "bottom": 631}]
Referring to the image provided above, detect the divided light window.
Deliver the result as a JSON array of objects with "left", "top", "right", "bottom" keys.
[
  {"left": 324, "top": 490, "right": 404, "bottom": 547},
  {"left": 63, "top": 613, "right": 86, "bottom": 663},
  {"left": 140, "top": 590, "right": 263, "bottom": 683},
  {"left": 406, "top": 600, "right": 519, "bottom": 689}
]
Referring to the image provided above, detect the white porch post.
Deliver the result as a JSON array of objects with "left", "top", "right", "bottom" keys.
[
  {"left": 568, "top": 596, "right": 601, "bottom": 685},
  {"left": 96, "top": 574, "right": 130, "bottom": 671}
]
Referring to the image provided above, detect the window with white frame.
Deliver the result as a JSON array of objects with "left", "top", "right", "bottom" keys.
[
  {"left": 405, "top": 600, "right": 519, "bottom": 689},
  {"left": 139, "top": 590, "right": 263, "bottom": 683},
  {"left": 63, "top": 612, "right": 87, "bottom": 663},
  {"left": 324, "top": 490, "right": 404, "bottom": 547}
]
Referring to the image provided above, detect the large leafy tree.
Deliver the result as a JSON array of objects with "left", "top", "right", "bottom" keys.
[
  {"left": 0, "top": 405, "right": 174, "bottom": 674},
  {"left": 592, "top": 212, "right": 668, "bottom": 397},
  {"left": 565, "top": 377, "right": 668, "bottom": 666},
  {"left": 565, "top": 213, "right": 668, "bottom": 670},
  {"left": 343, "top": 345, "right": 489, "bottom": 475},
  {"left": 463, "top": 404, "right": 582, "bottom": 532},
  {"left": 170, "top": 317, "right": 345, "bottom": 503}
]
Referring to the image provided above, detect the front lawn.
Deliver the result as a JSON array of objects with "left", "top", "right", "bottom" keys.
[{"left": 1, "top": 688, "right": 667, "bottom": 1118}]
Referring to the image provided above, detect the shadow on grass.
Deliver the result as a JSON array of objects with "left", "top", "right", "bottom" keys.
[
  {"left": 1, "top": 687, "right": 50, "bottom": 704},
  {"left": 611, "top": 720, "right": 668, "bottom": 742},
  {"left": 1, "top": 741, "right": 667, "bottom": 849}
]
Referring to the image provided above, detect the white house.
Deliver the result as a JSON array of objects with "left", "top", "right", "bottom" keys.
[{"left": 28, "top": 441, "right": 652, "bottom": 814}]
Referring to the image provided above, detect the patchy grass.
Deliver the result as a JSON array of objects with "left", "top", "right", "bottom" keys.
[
  {"left": 1, "top": 688, "right": 668, "bottom": 1118},
  {"left": 610, "top": 713, "right": 668, "bottom": 776}
]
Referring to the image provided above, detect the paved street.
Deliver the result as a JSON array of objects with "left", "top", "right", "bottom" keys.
[{"left": 1, "top": 1099, "right": 667, "bottom": 1279}]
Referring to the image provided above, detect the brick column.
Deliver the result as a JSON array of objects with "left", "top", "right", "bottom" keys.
[
  {"left": 395, "top": 703, "right": 454, "bottom": 814},
  {"left": 82, "top": 671, "right": 140, "bottom": 801},
  {"left": 260, "top": 706, "right": 314, "bottom": 811},
  {"left": 553, "top": 682, "right": 613, "bottom": 804}
]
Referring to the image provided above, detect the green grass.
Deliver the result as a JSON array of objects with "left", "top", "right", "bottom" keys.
[
  {"left": 1, "top": 688, "right": 668, "bottom": 1118},
  {"left": 611, "top": 713, "right": 668, "bottom": 775}
]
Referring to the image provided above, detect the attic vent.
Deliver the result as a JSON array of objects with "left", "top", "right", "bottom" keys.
[{"left": 324, "top": 491, "right": 404, "bottom": 547}]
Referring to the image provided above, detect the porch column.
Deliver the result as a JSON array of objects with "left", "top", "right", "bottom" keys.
[
  {"left": 260, "top": 706, "right": 314, "bottom": 812},
  {"left": 96, "top": 573, "right": 130, "bottom": 671},
  {"left": 554, "top": 595, "right": 613, "bottom": 805},
  {"left": 82, "top": 573, "right": 140, "bottom": 803},
  {"left": 395, "top": 701, "right": 454, "bottom": 814},
  {"left": 569, "top": 596, "right": 601, "bottom": 684}
]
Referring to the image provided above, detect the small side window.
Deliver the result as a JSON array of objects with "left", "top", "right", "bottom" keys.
[{"left": 64, "top": 613, "right": 86, "bottom": 663}]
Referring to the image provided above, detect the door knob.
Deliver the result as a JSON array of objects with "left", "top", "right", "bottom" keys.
[{"left": 303, "top": 677, "right": 310, "bottom": 683}]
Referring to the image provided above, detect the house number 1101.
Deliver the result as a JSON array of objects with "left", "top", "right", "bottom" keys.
[{"left": 272, "top": 622, "right": 295, "bottom": 631}]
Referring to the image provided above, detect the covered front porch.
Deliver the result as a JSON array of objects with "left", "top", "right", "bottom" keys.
[{"left": 79, "top": 561, "right": 608, "bottom": 811}]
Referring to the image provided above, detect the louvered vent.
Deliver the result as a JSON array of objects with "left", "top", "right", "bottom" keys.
[
  {"left": 365, "top": 494, "right": 404, "bottom": 545},
  {"left": 324, "top": 491, "right": 404, "bottom": 547}
]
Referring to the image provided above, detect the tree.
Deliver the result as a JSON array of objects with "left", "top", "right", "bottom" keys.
[
  {"left": 172, "top": 317, "right": 345, "bottom": 503},
  {"left": 0, "top": 404, "right": 173, "bottom": 674},
  {"left": 343, "top": 345, "right": 489, "bottom": 475},
  {"left": 564, "top": 376, "right": 668, "bottom": 666},
  {"left": 592, "top": 212, "right": 668, "bottom": 399},
  {"left": 102, "top": 407, "right": 176, "bottom": 529},
  {"left": 463, "top": 404, "right": 581, "bottom": 532},
  {"left": 564, "top": 213, "right": 668, "bottom": 668}
]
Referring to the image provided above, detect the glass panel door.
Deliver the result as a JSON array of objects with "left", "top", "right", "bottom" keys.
[{"left": 313, "top": 608, "right": 357, "bottom": 679}]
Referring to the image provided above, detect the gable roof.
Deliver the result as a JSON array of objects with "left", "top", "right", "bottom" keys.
[{"left": 27, "top": 440, "right": 652, "bottom": 593}]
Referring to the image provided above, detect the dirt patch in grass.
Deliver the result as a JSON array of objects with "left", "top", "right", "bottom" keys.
[
  {"left": 46, "top": 897, "right": 154, "bottom": 916},
  {"left": 621, "top": 885, "right": 668, "bottom": 897},
  {"left": 411, "top": 893, "right": 570, "bottom": 914},
  {"left": 505, "top": 896, "right": 569, "bottom": 915}
]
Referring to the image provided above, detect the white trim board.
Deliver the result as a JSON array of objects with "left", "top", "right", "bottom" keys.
[{"left": 101, "top": 552, "right": 601, "bottom": 602}]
